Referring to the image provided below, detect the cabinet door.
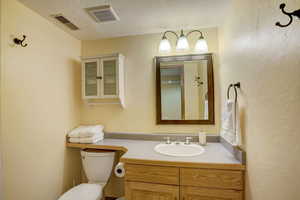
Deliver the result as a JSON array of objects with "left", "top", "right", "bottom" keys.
[
  {"left": 83, "top": 59, "right": 100, "bottom": 98},
  {"left": 180, "top": 168, "right": 244, "bottom": 190},
  {"left": 101, "top": 57, "right": 118, "bottom": 97},
  {"left": 181, "top": 186, "right": 243, "bottom": 200},
  {"left": 126, "top": 182, "right": 179, "bottom": 200}
]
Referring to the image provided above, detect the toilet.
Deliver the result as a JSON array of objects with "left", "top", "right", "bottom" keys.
[{"left": 58, "top": 149, "right": 115, "bottom": 200}]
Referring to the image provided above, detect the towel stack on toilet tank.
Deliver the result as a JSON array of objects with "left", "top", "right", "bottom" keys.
[{"left": 68, "top": 125, "right": 104, "bottom": 144}]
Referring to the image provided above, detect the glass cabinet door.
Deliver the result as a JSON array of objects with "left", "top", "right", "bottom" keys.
[
  {"left": 101, "top": 58, "right": 118, "bottom": 97},
  {"left": 84, "top": 60, "right": 99, "bottom": 97}
]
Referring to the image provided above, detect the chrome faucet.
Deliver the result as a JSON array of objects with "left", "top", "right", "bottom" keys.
[
  {"left": 164, "top": 137, "right": 171, "bottom": 144},
  {"left": 184, "top": 137, "right": 192, "bottom": 145},
  {"left": 174, "top": 140, "right": 181, "bottom": 145}
]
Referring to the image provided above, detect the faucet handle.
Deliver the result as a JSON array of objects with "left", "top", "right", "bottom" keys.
[
  {"left": 164, "top": 137, "right": 171, "bottom": 144},
  {"left": 184, "top": 137, "right": 193, "bottom": 145}
]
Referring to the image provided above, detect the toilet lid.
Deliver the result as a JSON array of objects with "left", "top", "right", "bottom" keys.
[{"left": 58, "top": 184, "right": 102, "bottom": 200}]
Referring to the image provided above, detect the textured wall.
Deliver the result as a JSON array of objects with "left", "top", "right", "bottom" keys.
[
  {"left": 218, "top": 0, "right": 300, "bottom": 199},
  {"left": 81, "top": 28, "right": 221, "bottom": 134},
  {"left": 0, "top": 0, "right": 3, "bottom": 199},
  {"left": 1, "top": 0, "right": 82, "bottom": 199}
]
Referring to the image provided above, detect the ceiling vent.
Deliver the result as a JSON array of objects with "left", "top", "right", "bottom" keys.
[
  {"left": 86, "top": 5, "right": 120, "bottom": 23},
  {"left": 52, "top": 14, "right": 79, "bottom": 30}
]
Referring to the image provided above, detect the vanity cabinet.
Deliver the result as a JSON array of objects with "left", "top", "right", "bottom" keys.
[
  {"left": 126, "top": 182, "right": 179, "bottom": 200},
  {"left": 181, "top": 186, "right": 243, "bottom": 200},
  {"left": 180, "top": 168, "right": 244, "bottom": 190},
  {"left": 124, "top": 164, "right": 244, "bottom": 200},
  {"left": 82, "top": 53, "right": 125, "bottom": 107},
  {"left": 125, "top": 164, "right": 179, "bottom": 185}
]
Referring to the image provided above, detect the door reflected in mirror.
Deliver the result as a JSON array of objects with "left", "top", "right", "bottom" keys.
[
  {"left": 156, "top": 54, "right": 214, "bottom": 124},
  {"left": 160, "top": 60, "right": 208, "bottom": 120}
]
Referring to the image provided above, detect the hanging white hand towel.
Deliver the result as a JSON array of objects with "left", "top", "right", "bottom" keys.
[{"left": 220, "top": 100, "right": 242, "bottom": 146}]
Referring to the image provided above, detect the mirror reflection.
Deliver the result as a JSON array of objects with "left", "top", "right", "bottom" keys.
[
  {"left": 156, "top": 54, "right": 214, "bottom": 124},
  {"left": 160, "top": 60, "right": 209, "bottom": 120}
]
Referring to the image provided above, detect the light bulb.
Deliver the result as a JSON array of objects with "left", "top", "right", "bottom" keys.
[
  {"left": 159, "top": 37, "right": 171, "bottom": 53},
  {"left": 195, "top": 37, "right": 208, "bottom": 52},
  {"left": 176, "top": 35, "right": 189, "bottom": 51}
]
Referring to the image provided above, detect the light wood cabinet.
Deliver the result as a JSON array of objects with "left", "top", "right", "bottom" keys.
[
  {"left": 125, "top": 164, "right": 179, "bottom": 185},
  {"left": 124, "top": 164, "right": 244, "bottom": 200},
  {"left": 82, "top": 53, "right": 125, "bottom": 107},
  {"left": 180, "top": 168, "right": 243, "bottom": 190},
  {"left": 181, "top": 186, "right": 243, "bottom": 200},
  {"left": 125, "top": 182, "right": 179, "bottom": 200}
]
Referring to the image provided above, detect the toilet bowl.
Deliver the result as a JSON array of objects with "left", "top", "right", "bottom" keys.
[
  {"left": 58, "top": 183, "right": 102, "bottom": 200},
  {"left": 58, "top": 149, "right": 115, "bottom": 200}
]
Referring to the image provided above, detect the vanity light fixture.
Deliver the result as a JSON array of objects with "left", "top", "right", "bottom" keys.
[
  {"left": 159, "top": 29, "right": 208, "bottom": 53},
  {"left": 176, "top": 30, "right": 190, "bottom": 51},
  {"left": 158, "top": 35, "right": 172, "bottom": 53}
]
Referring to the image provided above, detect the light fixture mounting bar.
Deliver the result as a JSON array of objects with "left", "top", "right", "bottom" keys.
[
  {"left": 162, "top": 31, "right": 179, "bottom": 39},
  {"left": 186, "top": 30, "right": 204, "bottom": 39}
]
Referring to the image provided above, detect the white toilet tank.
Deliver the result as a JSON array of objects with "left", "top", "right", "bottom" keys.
[{"left": 81, "top": 150, "right": 115, "bottom": 186}]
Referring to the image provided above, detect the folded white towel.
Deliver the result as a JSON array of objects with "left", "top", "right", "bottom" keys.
[
  {"left": 79, "top": 135, "right": 103, "bottom": 144},
  {"left": 69, "top": 134, "right": 103, "bottom": 144},
  {"left": 68, "top": 125, "right": 104, "bottom": 138},
  {"left": 68, "top": 126, "right": 84, "bottom": 138},
  {"left": 69, "top": 137, "right": 80, "bottom": 143},
  {"left": 79, "top": 125, "right": 104, "bottom": 138}
]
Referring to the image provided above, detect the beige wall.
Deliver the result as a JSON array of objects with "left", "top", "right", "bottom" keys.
[
  {"left": 81, "top": 28, "right": 220, "bottom": 134},
  {"left": 1, "top": 0, "right": 82, "bottom": 199},
  {"left": 1, "top": 1, "right": 299, "bottom": 200},
  {"left": 0, "top": 0, "right": 3, "bottom": 199},
  {"left": 218, "top": 0, "right": 300, "bottom": 199}
]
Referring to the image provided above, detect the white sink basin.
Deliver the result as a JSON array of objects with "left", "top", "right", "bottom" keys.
[{"left": 154, "top": 142, "right": 205, "bottom": 157}]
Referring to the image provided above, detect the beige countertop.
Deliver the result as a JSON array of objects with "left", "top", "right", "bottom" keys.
[{"left": 67, "top": 139, "right": 245, "bottom": 170}]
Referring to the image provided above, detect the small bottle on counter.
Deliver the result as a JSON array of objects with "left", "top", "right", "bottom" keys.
[{"left": 198, "top": 131, "right": 207, "bottom": 146}]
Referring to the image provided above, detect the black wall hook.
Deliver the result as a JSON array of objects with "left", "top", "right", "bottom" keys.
[
  {"left": 276, "top": 3, "right": 300, "bottom": 28},
  {"left": 13, "top": 35, "right": 28, "bottom": 47},
  {"left": 227, "top": 82, "right": 241, "bottom": 103}
]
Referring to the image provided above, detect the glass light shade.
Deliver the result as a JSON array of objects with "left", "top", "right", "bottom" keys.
[
  {"left": 195, "top": 38, "right": 208, "bottom": 52},
  {"left": 176, "top": 36, "right": 189, "bottom": 51},
  {"left": 159, "top": 38, "right": 171, "bottom": 53}
]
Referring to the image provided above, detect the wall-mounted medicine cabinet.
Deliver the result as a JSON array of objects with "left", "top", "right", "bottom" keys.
[{"left": 82, "top": 53, "right": 125, "bottom": 108}]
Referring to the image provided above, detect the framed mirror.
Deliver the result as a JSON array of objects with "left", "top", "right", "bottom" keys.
[{"left": 155, "top": 54, "right": 214, "bottom": 124}]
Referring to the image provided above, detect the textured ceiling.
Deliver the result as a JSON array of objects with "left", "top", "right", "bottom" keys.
[{"left": 19, "top": 0, "right": 231, "bottom": 40}]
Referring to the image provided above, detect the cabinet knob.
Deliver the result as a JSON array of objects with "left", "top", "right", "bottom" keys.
[{"left": 96, "top": 76, "right": 102, "bottom": 80}]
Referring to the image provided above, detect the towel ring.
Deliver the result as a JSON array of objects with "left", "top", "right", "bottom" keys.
[{"left": 227, "top": 82, "right": 241, "bottom": 102}]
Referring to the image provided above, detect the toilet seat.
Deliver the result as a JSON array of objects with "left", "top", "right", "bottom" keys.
[{"left": 58, "top": 183, "right": 102, "bottom": 200}]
